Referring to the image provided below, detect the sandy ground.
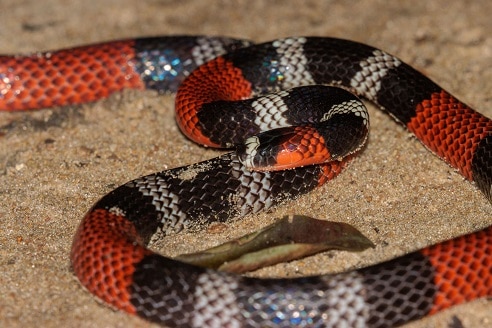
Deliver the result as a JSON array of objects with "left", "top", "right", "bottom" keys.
[{"left": 0, "top": 0, "right": 491, "bottom": 327}]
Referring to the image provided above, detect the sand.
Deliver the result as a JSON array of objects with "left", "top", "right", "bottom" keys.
[{"left": 0, "top": 0, "right": 491, "bottom": 327}]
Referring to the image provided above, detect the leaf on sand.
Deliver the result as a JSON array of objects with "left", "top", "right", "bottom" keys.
[{"left": 175, "top": 215, "right": 374, "bottom": 273}]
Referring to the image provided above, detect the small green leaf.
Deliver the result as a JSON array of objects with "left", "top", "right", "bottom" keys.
[{"left": 175, "top": 215, "right": 374, "bottom": 273}]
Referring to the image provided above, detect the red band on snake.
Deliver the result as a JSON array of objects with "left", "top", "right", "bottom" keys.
[{"left": 1, "top": 36, "right": 490, "bottom": 327}]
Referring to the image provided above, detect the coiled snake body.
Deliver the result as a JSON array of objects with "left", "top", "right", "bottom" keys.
[{"left": 1, "top": 36, "right": 490, "bottom": 327}]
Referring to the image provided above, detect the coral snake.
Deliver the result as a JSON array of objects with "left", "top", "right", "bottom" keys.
[{"left": 1, "top": 36, "right": 490, "bottom": 327}]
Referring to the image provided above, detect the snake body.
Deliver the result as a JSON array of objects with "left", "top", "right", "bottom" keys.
[{"left": 1, "top": 36, "right": 490, "bottom": 327}]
